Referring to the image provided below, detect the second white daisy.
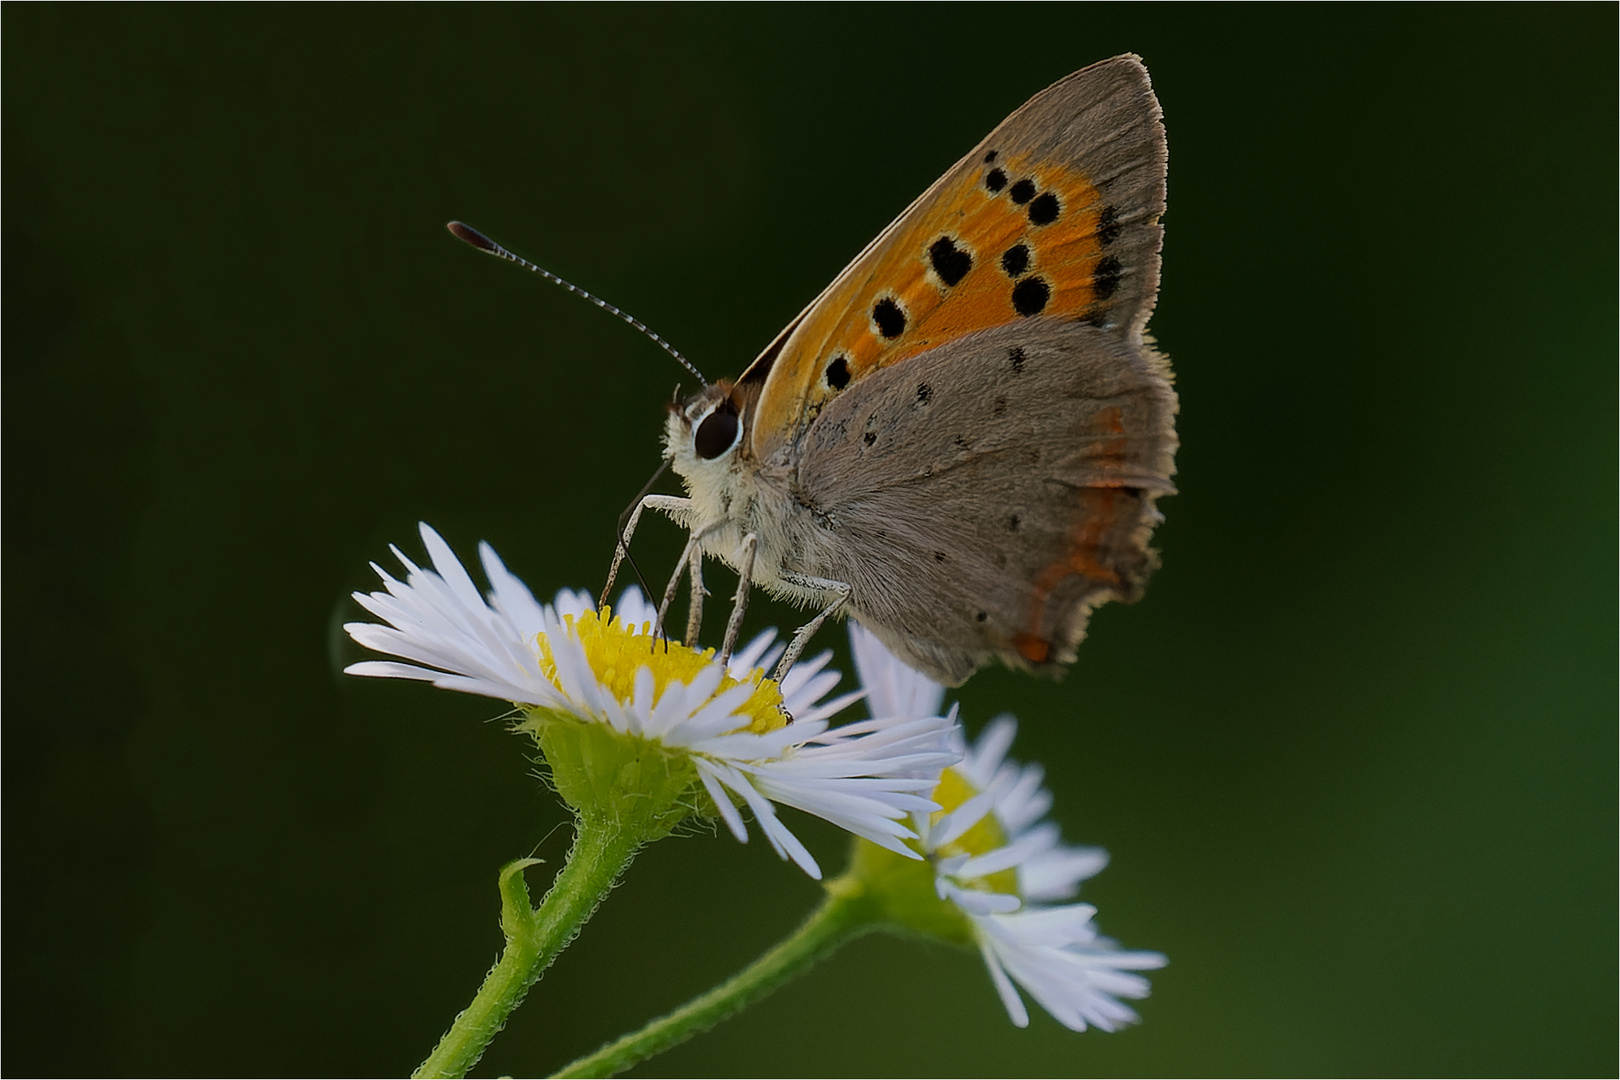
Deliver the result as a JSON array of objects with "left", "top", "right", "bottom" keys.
[{"left": 845, "top": 624, "right": 1166, "bottom": 1032}]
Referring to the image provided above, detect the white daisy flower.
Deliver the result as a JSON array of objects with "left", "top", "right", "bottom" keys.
[
  {"left": 345, "top": 524, "right": 959, "bottom": 879},
  {"left": 849, "top": 624, "right": 1166, "bottom": 1033}
]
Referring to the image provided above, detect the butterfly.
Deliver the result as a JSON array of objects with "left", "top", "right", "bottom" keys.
[
  {"left": 459, "top": 54, "right": 1176, "bottom": 687},
  {"left": 633, "top": 54, "right": 1180, "bottom": 686}
]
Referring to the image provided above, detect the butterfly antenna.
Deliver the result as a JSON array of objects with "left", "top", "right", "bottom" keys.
[{"left": 447, "top": 221, "right": 708, "bottom": 386}]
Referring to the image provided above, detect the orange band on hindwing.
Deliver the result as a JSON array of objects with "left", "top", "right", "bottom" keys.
[{"left": 1019, "top": 486, "right": 1134, "bottom": 663}]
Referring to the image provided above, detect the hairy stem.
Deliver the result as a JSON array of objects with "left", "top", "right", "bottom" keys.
[{"left": 415, "top": 818, "right": 644, "bottom": 1079}]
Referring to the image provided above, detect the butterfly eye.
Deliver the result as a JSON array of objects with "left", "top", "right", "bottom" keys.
[{"left": 693, "top": 404, "right": 741, "bottom": 460}]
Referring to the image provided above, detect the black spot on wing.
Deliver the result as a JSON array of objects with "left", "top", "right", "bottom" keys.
[
  {"left": 1098, "top": 204, "right": 1121, "bottom": 244},
  {"left": 915, "top": 383, "right": 933, "bottom": 406},
  {"left": 928, "top": 236, "right": 972, "bottom": 287},
  {"left": 872, "top": 297, "right": 906, "bottom": 338},
  {"left": 983, "top": 149, "right": 998, "bottom": 163},
  {"left": 1008, "top": 347, "right": 1027, "bottom": 374},
  {"left": 1092, "top": 256, "right": 1122, "bottom": 300},
  {"left": 985, "top": 168, "right": 1007, "bottom": 193},
  {"left": 824, "top": 355, "right": 850, "bottom": 390},
  {"left": 1000, "top": 243, "right": 1030, "bottom": 277},
  {"left": 1027, "top": 192, "right": 1060, "bottom": 226},
  {"left": 1011, "top": 277, "right": 1050, "bottom": 317},
  {"left": 1009, "top": 178, "right": 1036, "bottom": 205}
]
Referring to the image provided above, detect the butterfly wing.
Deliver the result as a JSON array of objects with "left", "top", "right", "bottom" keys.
[
  {"left": 793, "top": 319, "right": 1175, "bottom": 684},
  {"left": 751, "top": 55, "right": 1174, "bottom": 684},
  {"left": 743, "top": 54, "right": 1167, "bottom": 464}
]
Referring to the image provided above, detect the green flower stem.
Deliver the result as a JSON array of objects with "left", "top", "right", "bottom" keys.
[
  {"left": 414, "top": 816, "right": 646, "bottom": 1080},
  {"left": 552, "top": 873, "right": 882, "bottom": 1079}
]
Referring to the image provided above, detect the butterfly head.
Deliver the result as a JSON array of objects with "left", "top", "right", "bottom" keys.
[{"left": 664, "top": 379, "right": 752, "bottom": 498}]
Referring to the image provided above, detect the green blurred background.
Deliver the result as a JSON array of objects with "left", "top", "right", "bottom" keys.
[{"left": 5, "top": 7, "right": 1614, "bottom": 1077}]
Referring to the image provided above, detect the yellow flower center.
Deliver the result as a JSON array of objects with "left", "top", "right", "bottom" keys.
[
  {"left": 928, "top": 767, "right": 1020, "bottom": 895},
  {"left": 535, "top": 606, "right": 787, "bottom": 734}
]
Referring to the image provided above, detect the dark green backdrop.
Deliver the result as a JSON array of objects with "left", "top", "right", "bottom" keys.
[{"left": 5, "top": 7, "right": 1615, "bottom": 1077}]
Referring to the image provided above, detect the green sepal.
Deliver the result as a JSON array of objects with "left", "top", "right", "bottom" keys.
[
  {"left": 839, "top": 837, "right": 976, "bottom": 945},
  {"left": 520, "top": 710, "right": 696, "bottom": 841}
]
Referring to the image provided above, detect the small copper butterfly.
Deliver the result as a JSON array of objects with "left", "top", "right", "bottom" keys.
[
  {"left": 457, "top": 55, "right": 1176, "bottom": 687},
  {"left": 648, "top": 55, "right": 1177, "bottom": 685}
]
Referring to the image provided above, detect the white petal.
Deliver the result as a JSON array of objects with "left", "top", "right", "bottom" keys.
[
  {"left": 694, "top": 759, "right": 749, "bottom": 842},
  {"left": 958, "top": 824, "right": 1062, "bottom": 880},
  {"left": 478, "top": 543, "right": 548, "bottom": 642},
  {"left": 344, "top": 659, "right": 444, "bottom": 683},
  {"left": 709, "top": 760, "right": 822, "bottom": 879},
  {"left": 930, "top": 785, "right": 1002, "bottom": 850},
  {"left": 960, "top": 714, "right": 1019, "bottom": 789},
  {"left": 647, "top": 664, "right": 723, "bottom": 739},
  {"left": 1021, "top": 845, "right": 1110, "bottom": 902},
  {"left": 979, "top": 939, "right": 1031, "bottom": 1028},
  {"left": 419, "top": 524, "right": 490, "bottom": 619},
  {"left": 612, "top": 586, "right": 657, "bottom": 633},
  {"left": 941, "top": 879, "right": 1022, "bottom": 915},
  {"left": 668, "top": 681, "right": 758, "bottom": 743},
  {"left": 995, "top": 762, "right": 1053, "bottom": 834},
  {"left": 727, "top": 628, "right": 779, "bottom": 676},
  {"left": 543, "top": 616, "right": 607, "bottom": 717},
  {"left": 791, "top": 688, "right": 866, "bottom": 726},
  {"left": 624, "top": 666, "right": 657, "bottom": 737},
  {"left": 848, "top": 621, "right": 945, "bottom": 720},
  {"left": 548, "top": 587, "right": 595, "bottom": 623}
]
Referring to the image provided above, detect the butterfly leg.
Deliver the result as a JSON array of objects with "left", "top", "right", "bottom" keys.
[
  {"left": 601, "top": 493, "right": 692, "bottom": 607},
  {"left": 652, "top": 519, "right": 727, "bottom": 644},
  {"left": 684, "top": 542, "right": 706, "bottom": 648},
  {"left": 652, "top": 531, "right": 702, "bottom": 644},
  {"left": 718, "top": 533, "right": 759, "bottom": 667},
  {"left": 771, "top": 571, "right": 853, "bottom": 683}
]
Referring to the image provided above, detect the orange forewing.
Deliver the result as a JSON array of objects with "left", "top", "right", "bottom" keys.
[{"left": 749, "top": 151, "right": 1115, "bottom": 457}]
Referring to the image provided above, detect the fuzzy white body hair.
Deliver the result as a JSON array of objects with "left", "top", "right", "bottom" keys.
[{"left": 663, "top": 407, "right": 841, "bottom": 612}]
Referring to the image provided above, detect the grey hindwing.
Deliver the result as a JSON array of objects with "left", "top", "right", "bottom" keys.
[{"left": 790, "top": 320, "right": 1176, "bottom": 684}]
